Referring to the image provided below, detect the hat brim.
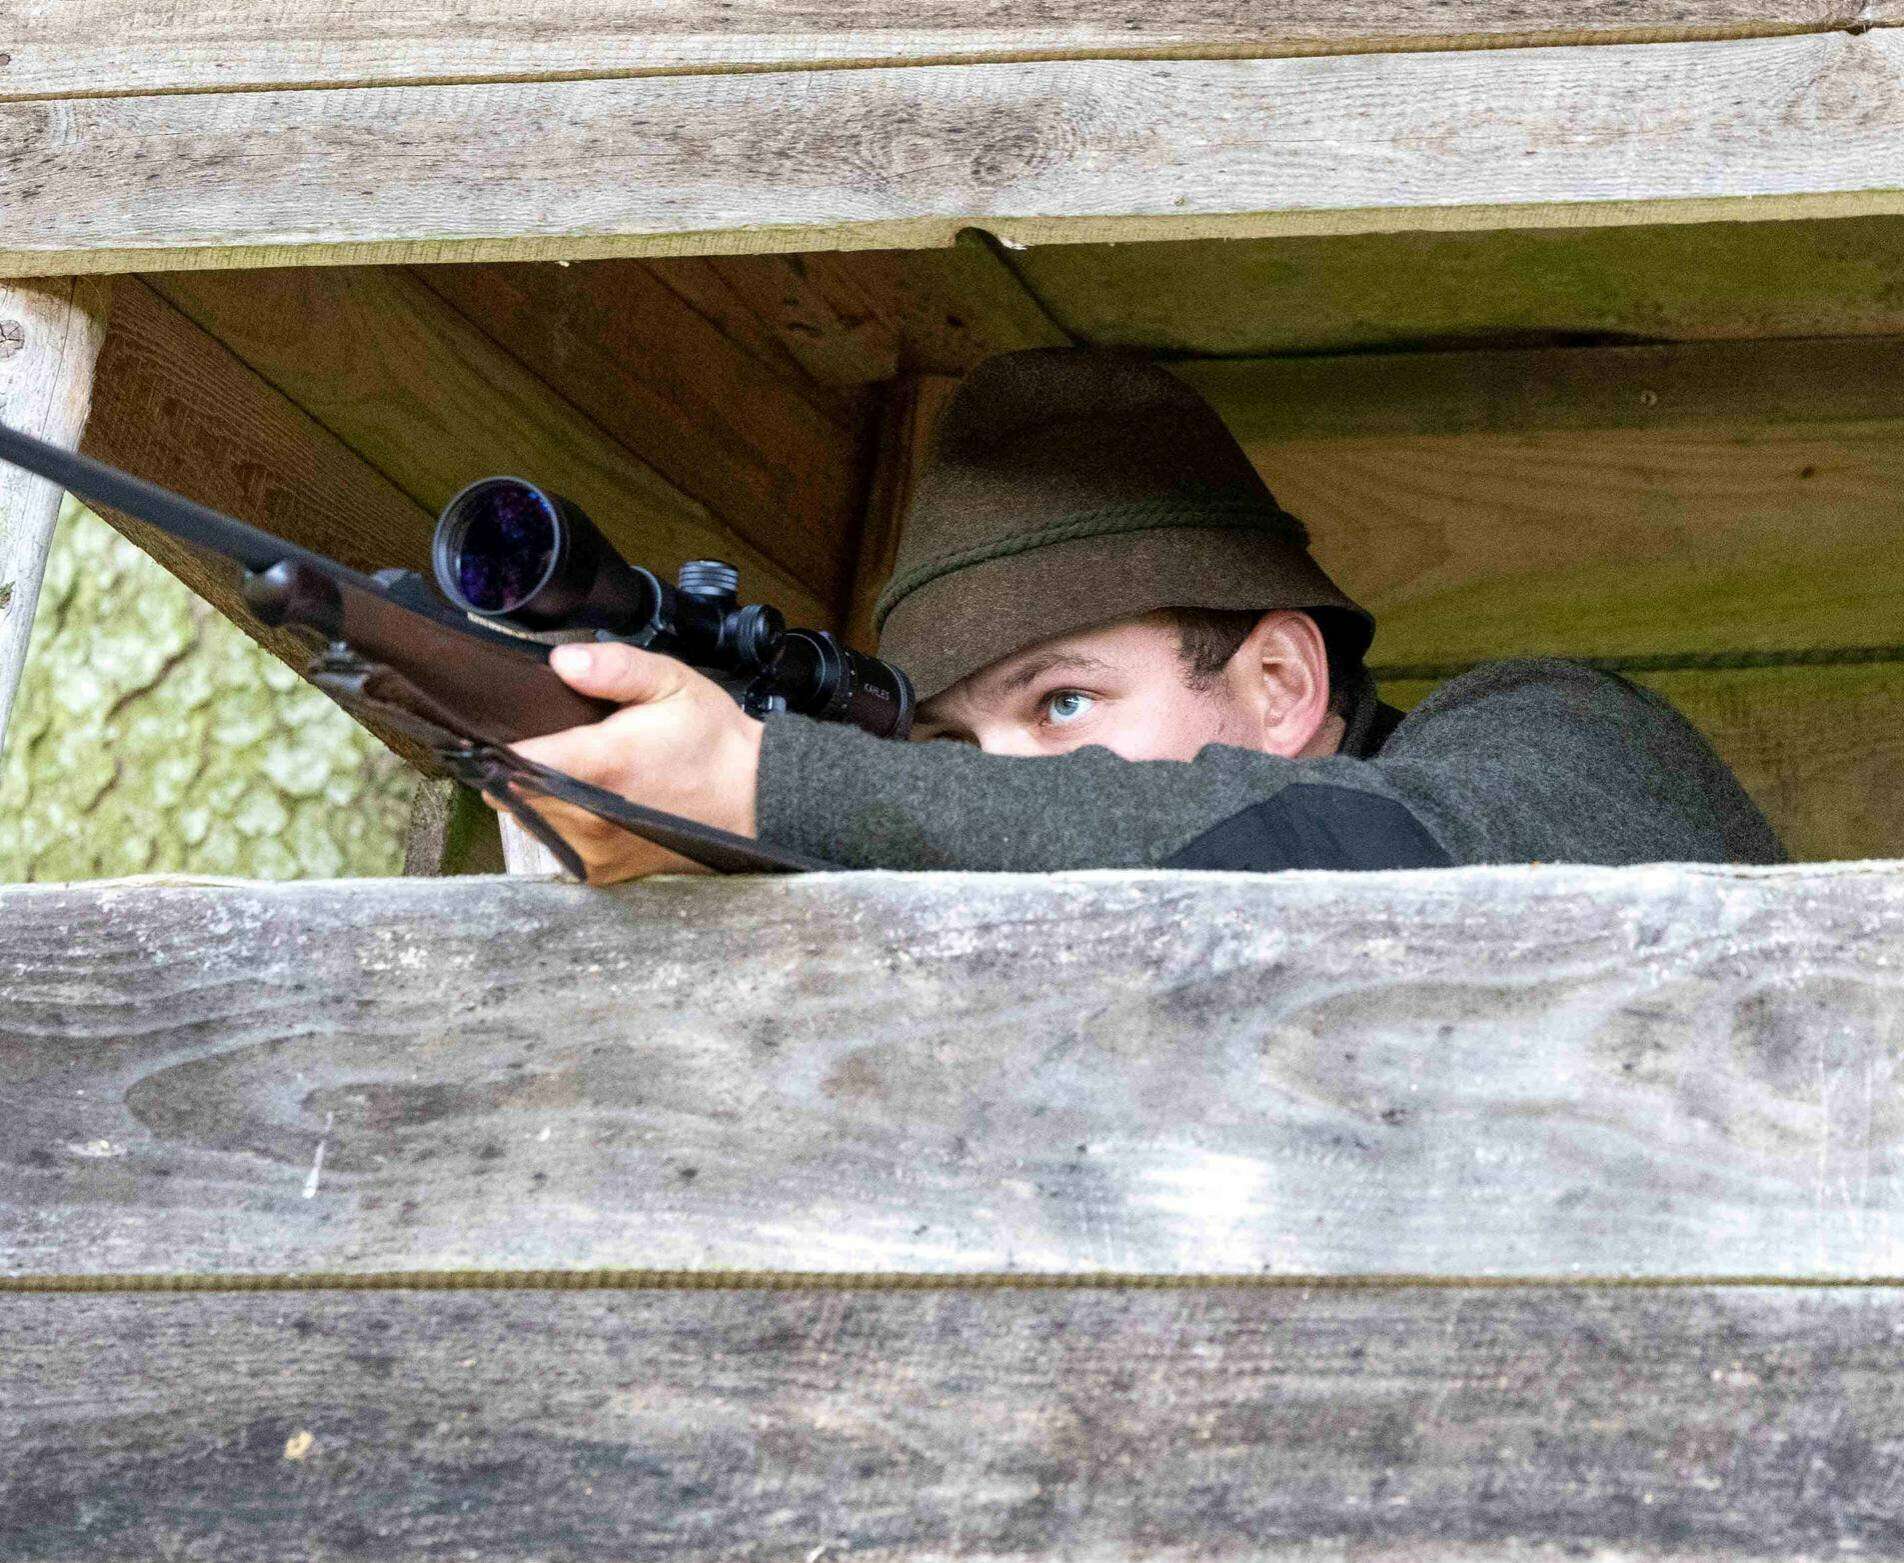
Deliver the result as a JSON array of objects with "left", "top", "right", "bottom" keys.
[{"left": 877, "top": 525, "right": 1375, "bottom": 703}]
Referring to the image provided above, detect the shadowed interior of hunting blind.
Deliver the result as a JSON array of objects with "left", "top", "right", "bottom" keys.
[{"left": 38, "top": 213, "right": 1904, "bottom": 868}]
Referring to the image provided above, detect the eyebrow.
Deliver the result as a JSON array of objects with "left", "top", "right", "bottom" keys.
[
  {"left": 992, "top": 652, "right": 1121, "bottom": 696},
  {"left": 913, "top": 651, "right": 1123, "bottom": 734}
]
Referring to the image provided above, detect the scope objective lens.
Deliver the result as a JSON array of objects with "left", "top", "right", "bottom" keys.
[{"left": 448, "top": 481, "right": 558, "bottom": 613}]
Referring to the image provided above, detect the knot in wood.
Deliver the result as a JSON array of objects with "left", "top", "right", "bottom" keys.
[{"left": 0, "top": 320, "right": 24, "bottom": 360}]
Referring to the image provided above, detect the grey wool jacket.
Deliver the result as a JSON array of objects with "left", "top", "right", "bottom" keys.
[{"left": 755, "top": 658, "right": 1786, "bottom": 873}]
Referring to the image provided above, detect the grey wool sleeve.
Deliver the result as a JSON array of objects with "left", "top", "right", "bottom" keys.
[
  {"left": 753, "top": 658, "right": 1785, "bottom": 872},
  {"left": 757, "top": 715, "right": 1390, "bottom": 871}
]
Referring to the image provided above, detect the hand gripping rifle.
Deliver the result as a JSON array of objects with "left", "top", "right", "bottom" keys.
[{"left": 0, "top": 422, "right": 915, "bottom": 880}]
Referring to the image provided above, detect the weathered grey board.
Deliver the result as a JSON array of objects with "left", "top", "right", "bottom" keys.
[
  {"left": 1, "top": 0, "right": 1880, "bottom": 99},
  {"left": 0, "top": 276, "right": 109, "bottom": 756},
  {"left": 402, "top": 778, "right": 505, "bottom": 878},
  {"left": 5, "top": 867, "right": 1904, "bottom": 1281},
  {"left": 7, "top": 1283, "right": 1904, "bottom": 1559},
  {"left": 8, "top": 33, "right": 1904, "bottom": 275}
]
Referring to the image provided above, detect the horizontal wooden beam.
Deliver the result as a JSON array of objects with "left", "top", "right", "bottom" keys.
[
  {"left": 884, "top": 340, "right": 1904, "bottom": 671},
  {"left": 1173, "top": 335, "right": 1904, "bottom": 441},
  {"left": 1244, "top": 418, "right": 1904, "bottom": 665},
  {"left": 1, "top": 1, "right": 1883, "bottom": 100},
  {"left": 1013, "top": 214, "right": 1904, "bottom": 357},
  {"left": 5, "top": 867, "right": 1903, "bottom": 1282},
  {"left": 5, "top": 1282, "right": 1903, "bottom": 1558},
  {"left": 6, "top": 33, "right": 1904, "bottom": 275}
]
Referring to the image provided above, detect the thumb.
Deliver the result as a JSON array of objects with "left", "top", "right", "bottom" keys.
[{"left": 548, "top": 641, "right": 686, "bottom": 705}]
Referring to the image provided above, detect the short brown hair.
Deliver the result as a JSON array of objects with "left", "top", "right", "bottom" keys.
[{"left": 1160, "top": 607, "right": 1362, "bottom": 719}]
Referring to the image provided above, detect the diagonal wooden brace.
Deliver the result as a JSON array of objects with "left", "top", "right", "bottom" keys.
[{"left": 0, "top": 277, "right": 111, "bottom": 759}]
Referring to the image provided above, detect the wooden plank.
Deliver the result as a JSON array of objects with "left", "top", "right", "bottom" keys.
[
  {"left": 402, "top": 778, "right": 505, "bottom": 876},
  {"left": 1243, "top": 419, "right": 1904, "bottom": 665},
  {"left": 650, "top": 238, "right": 1073, "bottom": 394},
  {"left": 497, "top": 814, "right": 568, "bottom": 877},
  {"left": 414, "top": 260, "right": 869, "bottom": 610},
  {"left": 5, "top": 866, "right": 1904, "bottom": 1281},
  {"left": 0, "top": 276, "right": 109, "bottom": 755},
  {"left": 1382, "top": 663, "right": 1904, "bottom": 862},
  {"left": 7, "top": 1284, "right": 1904, "bottom": 1558},
  {"left": 1174, "top": 335, "right": 1904, "bottom": 441},
  {"left": 0, "top": 1, "right": 1874, "bottom": 101},
  {"left": 78, "top": 278, "right": 442, "bottom": 772},
  {"left": 9, "top": 34, "right": 1904, "bottom": 276},
  {"left": 148, "top": 266, "right": 834, "bottom": 627},
  {"left": 1011, "top": 212, "right": 1904, "bottom": 356},
  {"left": 844, "top": 374, "right": 961, "bottom": 652}
]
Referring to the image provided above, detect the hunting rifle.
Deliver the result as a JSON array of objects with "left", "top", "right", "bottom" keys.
[{"left": 0, "top": 421, "right": 916, "bottom": 880}]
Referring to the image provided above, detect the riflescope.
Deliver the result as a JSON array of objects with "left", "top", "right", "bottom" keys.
[{"left": 432, "top": 476, "right": 914, "bottom": 739}]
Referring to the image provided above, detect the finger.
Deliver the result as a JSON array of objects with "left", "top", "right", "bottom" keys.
[{"left": 547, "top": 641, "right": 687, "bottom": 706}]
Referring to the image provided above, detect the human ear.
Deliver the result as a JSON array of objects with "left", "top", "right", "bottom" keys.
[{"left": 1233, "top": 610, "right": 1332, "bottom": 758}]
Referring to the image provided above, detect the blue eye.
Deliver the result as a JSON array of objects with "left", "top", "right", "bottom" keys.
[{"left": 1044, "top": 691, "right": 1095, "bottom": 725}]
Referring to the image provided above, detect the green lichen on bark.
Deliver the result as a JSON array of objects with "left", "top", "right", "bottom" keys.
[{"left": 0, "top": 496, "right": 417, "bottom": 882}]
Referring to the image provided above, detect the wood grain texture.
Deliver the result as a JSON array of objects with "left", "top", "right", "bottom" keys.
[
  {"left": 1253, "top": 420, "right": 1904, "bottom": 665},
  {"left": 648, "top": 239, "right": 1073, "bottom": 394},
  {"left": 0, "top": 0, "right": 1874, "bottom": 101},
  {"left": 0, "top": 276, "right": 109, "bottom": 754},
  {"left": 5, "top": 866, "right": 1904, "bottom": 1281},
  {"left": 845, "top": 373, "right": 961, "bottom": 652},
  {"left": 402, "top": 778, "right": 505, "bottom": 877},
  {"left": 79, "top": 277, "right": 442, "bottom": 772},
  {"left": 497, "top": 813, "right": 568, "bottom": 877},
  {"left": 415, "top": 260, "right": 868, "bottom": 609},
  {"left": 1010, "top": 213, "right": 1904, "bottom": 356},
  {"left": 1174, "top": 336, "right": 1904, "bottom": 441},
  {"left": 9, "top": 34, "right": 1904, "bottom": 276},
  {"left": 8, "top": 1283, "right": 1904, "bottom": 1559},
  {"left": 1383, "top": 664, "right": 1904, "bottom": 862},
  {"left": 148, "top": 265, "right": 833, "bottom": 628}
]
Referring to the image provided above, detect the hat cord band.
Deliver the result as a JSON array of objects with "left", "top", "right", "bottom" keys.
[{"left": 872, "top": 499, "right": 1307, "bottom": 630}]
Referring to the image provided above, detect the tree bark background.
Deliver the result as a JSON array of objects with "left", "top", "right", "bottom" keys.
[{"left": 0, "top": 498, "right": 416, "bottom": 881}]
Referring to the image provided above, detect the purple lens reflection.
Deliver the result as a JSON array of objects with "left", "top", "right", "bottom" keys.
[{"left": 455, "top": 483, "right": 556, "bottom": 612}]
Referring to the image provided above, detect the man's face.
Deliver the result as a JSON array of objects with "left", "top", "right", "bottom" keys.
[{"left": 911, "top": 611, "right": 1292, "bottom": 761}]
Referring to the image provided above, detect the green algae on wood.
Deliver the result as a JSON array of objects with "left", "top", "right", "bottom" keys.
[{"left": 1012, "top": 214, "right": 1904, "bottom": 357}]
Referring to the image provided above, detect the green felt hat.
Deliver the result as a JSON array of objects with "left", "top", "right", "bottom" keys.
[{"left": 872, "top": 347, "right": 1374, "bottom": 702}]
